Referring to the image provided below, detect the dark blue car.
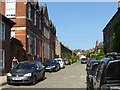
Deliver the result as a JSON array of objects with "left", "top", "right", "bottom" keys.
[
  {"left": 44, "top": 60, "right": 60, "bottom": 72},
  {"left": 7, "top": 61, "right": 45, "bottom": 85}
]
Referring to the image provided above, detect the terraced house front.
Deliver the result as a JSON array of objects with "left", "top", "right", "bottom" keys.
[{"left": 1, "top": 0, "right": 56, "bottom": 73}]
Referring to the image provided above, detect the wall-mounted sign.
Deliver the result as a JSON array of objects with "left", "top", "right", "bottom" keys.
[{"left": 5, "top": 0, "right": 16, "bottom": 18}]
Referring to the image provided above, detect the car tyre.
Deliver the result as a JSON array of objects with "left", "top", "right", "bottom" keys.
[
  {"left": 7, "top": 83, "right": 12, "bottom": 85},
  {"left": 42, "top": 72, "right": 45, "bottom": 80},
  {"left": 32, "top": 76, "right": 36, "bottom": 85},
  {"left": 55, "top": 68, "right": 58, "bottom": 72}
]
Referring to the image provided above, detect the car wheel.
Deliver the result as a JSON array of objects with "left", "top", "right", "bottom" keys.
[
  {"left": 32, "top": 76, "right": 36, "bottom": 85},
  {"left": 7, "top": 83, "right": 12, "bottom": 85},
  {"left": 42, "top": 72, "right": 45, "bottom": 80},
  {"left": 55, "top": 67, "right": 58, "bottom": 72},
  {"left": 58, "top": 66, "right": 60, "bottom": 70}
]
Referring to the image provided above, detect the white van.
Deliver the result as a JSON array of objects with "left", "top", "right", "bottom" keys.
[{"left": 54, "top": 58, "right": 65, "bottom": 69}]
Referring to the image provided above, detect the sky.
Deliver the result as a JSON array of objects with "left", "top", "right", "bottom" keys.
[{"left": 39, "top": 2, "right": 118, "bottom": 50}]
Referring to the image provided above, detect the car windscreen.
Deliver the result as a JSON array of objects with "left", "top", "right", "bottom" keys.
[
  {"left": 14, "top": 63, "right": 36, "bottom": 69},
  {"left": 47, "top": 61, "right": 57, "bottom": 65},
  {"left": 105, "top": 61, "right": 120, "bottom": 80},
  {"left": 91, "top": 64, "right": 99, "bottom": 75},
  {"left": 81, "top": 58, "right": 87, "bottom": 60}
]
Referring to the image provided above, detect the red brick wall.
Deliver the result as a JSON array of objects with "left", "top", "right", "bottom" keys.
[
  {"left": 10, "top": 38, "right": 27, "bottom": 64},
  {"left": 1, "top": 2, "right": 5, "bottom": 15},
  {"left": 1, "top": 2, "right": 27, "bottom": 50},
  {"left": 4, "top": 24, "right": 11, "bottom": 73},
  {"left": 2, "top": 20, "right": 11, "bottom": 73},
  {"left": 15, "top": 30, "right": 26, "bottom": 50},
  {"left": 1, "top": 2, "right": 27, "bottom": 27},
  {"left": 16, "top": 2, "right": 27, "bottom": 16},
  {"left": 1, "top": 2, "right": 57, "bottom": 64}
]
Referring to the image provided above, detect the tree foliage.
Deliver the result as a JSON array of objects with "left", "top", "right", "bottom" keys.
[{"left": 64, "top": 53, "right": 79, "bottom": 64}]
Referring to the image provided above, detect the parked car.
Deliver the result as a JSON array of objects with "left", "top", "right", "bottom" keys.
[
  {"left": 93, "top": 56, "right": 120, "bottom": 90},
  {"left": 64, "top": 60, "right": 71, "bottom": 65},
  {"left": 86, "top": 60, "right": 101, "bottom": 90},
  {"left": 44, "top": 60, "right": 60, "bottom": 72},
  {"left": 7, "top": 61, "right": 45, "bottom": 85},
  {"left": 81, "top": 58, "right": 87, "bottom": 64},
  {"left": 54, "top": 58, "right": 65, "bottom": 68},
  {"left": 86, "top": 60, "right": 101, "bottom": 71}
]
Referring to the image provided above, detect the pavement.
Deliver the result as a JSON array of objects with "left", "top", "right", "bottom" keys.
[{"left": 0, "top": 76, "right": 7, "bottom": 86}]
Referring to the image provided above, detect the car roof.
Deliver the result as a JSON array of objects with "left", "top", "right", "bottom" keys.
[
  {"left": 88, "top": 60, "right": 101, "bottom": 65},
  {"left": 89, "top": 60, "right": 101, "bottom": 63},
  {"left": 100, "top": 57, "right": 120, "bottom": 65},
  {"left": 106, "top": 52, "right": 120, "bottom": 59},
  {"left": 19, "top": 60, "right": 41, "bottom": 64},
  {"left": 100, "top": 58, "right": 112, "bottom": 62}
]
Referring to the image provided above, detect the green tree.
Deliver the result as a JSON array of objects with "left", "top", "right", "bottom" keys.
[{"left": 64, "top": 53, "right": 71, "bottom": 60}]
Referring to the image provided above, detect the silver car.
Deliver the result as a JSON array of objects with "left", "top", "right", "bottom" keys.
[{"left": 54, "top": 58, "right": 65, "bottom": 69}]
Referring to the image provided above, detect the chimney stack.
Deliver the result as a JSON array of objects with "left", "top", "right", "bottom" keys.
[{"left": 118, "top": 1, "right": 120, "bottom": 9}]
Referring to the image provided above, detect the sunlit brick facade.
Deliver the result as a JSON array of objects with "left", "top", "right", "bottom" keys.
[
  {"left": 1, "top": 1, "right": 42, "bottom": 61},
  {"left": 1, "top": 1, "right": 56, "bottom": 63}
]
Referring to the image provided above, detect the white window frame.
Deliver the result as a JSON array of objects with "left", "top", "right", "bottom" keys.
[
  {"left": 39, "top": 41, "right": 41, "bottom": 57},
  {"left": 11, "top": 30, "right": 15, "bottom": 38},
  {"left": 44, "top": 42, "right": 47, "bottom": 58},
  {"left": 33, "top": 35, "right": 36, "bottom": 55},
  {"left": 45, "top": 17, "right": 49, "bottom": 26},
  {"left": 0, "top": 22, "right": 5, "bottom": 40},
  {"left": 0, "top": 49, "right": 5, "bottom": 68},
  {"left": 48, "top": 30, "right": 50, "bottom": 39},
  {"left": 39, "top": 17, "right": 41, "bottom": 30},
  {"left": 48, "top": 44, "right": 50, "bottom": 59},
  {"left": 0, "top": 21, "right": 1, "bottom": 40},
  {"left": 28, "top": 3, "right": 31, "bottom": 20},
  {"left": 44, "top": 16, "right": 48, "bottom": 26},
  {"left": 27, "top": 32, "right": 31, "bottom": 54},
  {"left": 34, "top": 11, "right": 36, "bottom": 25},
  {"left": 44, "top": 27, "right": 49, "bottom": 39}
]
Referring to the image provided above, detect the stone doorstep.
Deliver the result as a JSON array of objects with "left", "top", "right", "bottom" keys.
[{"left": 0, "top": 76, "right": 7, "bottom": 86}]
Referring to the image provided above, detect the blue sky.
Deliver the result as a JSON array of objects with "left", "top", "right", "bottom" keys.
[{"left": 39, "top": 2, "right": 118, "bottom": 50}]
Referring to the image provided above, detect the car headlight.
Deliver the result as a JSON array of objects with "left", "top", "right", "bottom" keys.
[
  {"left": 7, "top": 73, "right": 12, "bottom": 76},
  {"left": 24, "top": 73, "right": 32, "bottom": 76},
  {"left": 51, "top": 66, "right": 56, "bottom": 68}
]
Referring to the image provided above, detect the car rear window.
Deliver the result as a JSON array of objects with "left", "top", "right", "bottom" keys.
[
  {"left": 81, "top": 58, "right": 87, "bottom": 60},
  {"left": 105, "top": 61, "right": 120, "bottom": 80}
]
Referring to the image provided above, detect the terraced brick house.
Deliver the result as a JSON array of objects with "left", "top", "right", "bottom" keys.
[
  {"left": 1, "top": 1, "right": 42, "bottom": 61},
  {"left": 103, "top": 2, "right": 120, "bottom": 54},
  {"left": 0, "top": 13, "right": 15, "bottom": 75},
  {"left": 1, "top": 1, "right": 56, "bottom": 64}
]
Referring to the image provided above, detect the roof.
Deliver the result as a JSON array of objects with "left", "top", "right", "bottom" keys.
[
  {"left": 1, "top": 13, "right": 15, "bottom": 26},
  {"left": 10, "top": 37, "right": 23, "bottom": 47},
  {"left": 102, "top": 9, "right": 120, "bottom": 32}
]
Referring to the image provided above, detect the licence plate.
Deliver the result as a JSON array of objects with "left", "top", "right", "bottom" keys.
[
  {"left": 12, "top": 77, "right": 22, "bottom": 80},
  {"left": 46, "top": 67, "right": 51, "bottom": 69}
]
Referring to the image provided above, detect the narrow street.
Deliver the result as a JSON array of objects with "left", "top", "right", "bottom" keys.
[{"left": 2, "top": 61, "right": 87, "bottom": 89}]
